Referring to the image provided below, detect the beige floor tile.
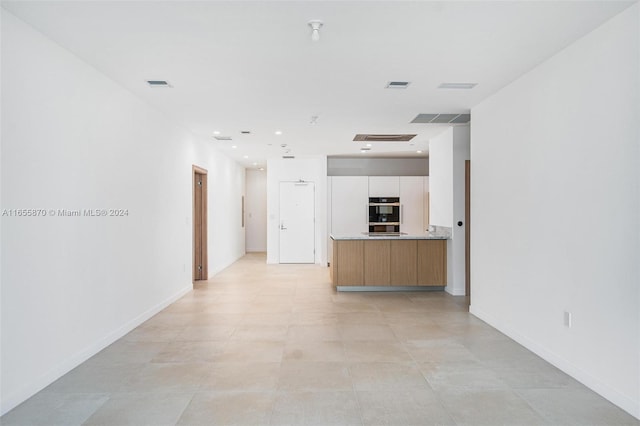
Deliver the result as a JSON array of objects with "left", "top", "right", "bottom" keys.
[
  {"left": 151, "top": 341, "right": 227, "bottom": 363},
  {"left": 277, "top": 362, "right": 352, "bottom": 391},
  {"left": 44, "top": 363, "right": 143, "bottom": 394},
  {"left": 437, "top": 389, "right": 551, "bottom": 426},
  {"left": 283, "top": 340, "right": 346, "bottom": 362},
  {"left": 230, "top": 324, "right": 289, "bottom": 340},
  {"left": 357, "top": 388, "right": 456, "bottom": 426},
  {"left": 0, "top": 393, "right": 108, "bottom": 426},
  {"left": 517, "top": 388, "right": 640, "bottom": 426},
  {"left": 340, "top": 324, "right": 398, "bottom": 341},
  {"left": 177, "top": 391, "right": 275, "bottom": 426},
  {"left": 287, "top": 324, "right": 342, "bottom": 341},
  {"left": 174, "top": 324, "right": 235, "bottom": 341},
  {"left": 349, "top": 362, "right": 430, "bottom": 391},
  {"left": 270, "top": 391, "right": 361, "bottom": 426},
  {"left": 343, "top": 340, "right": 413, "bottom": 363},
  {"left": 202, "top": 362, "right": 280, "bottom": 391},
  {"left": 241, "top": 313, "right": 292, "bottom": 325},
  {"left": 121, "top": 362, "right": 211, "bottom": 393},
  {"left": 404, "top": 339, "right": 479, "bottom": 363},
  {"left": 214, "top": 340, "right": 285, "bottom": 363},
  {"left": 419, "top": 362, "right": 510, "bottom": 391},
  {"left": 83, "top": 392, "right": 193, "bottom": 426}
]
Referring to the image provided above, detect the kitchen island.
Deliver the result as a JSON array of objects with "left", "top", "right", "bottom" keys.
[{"left": 330, "top": 231, "right": 449, "bottom": 290}]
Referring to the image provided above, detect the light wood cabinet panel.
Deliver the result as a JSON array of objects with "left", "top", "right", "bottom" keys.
[
  {"left": 390, "top": 240, "right": 417, "bottom": 286},
  {"left": 335, "top": 240, "right": 364, "bottom": 285},
  {"left": 364, "top": 240, "right": 390, "bottom": 285},
  {"left": 417, "top": 240, "right": 447, "bottom": 286}
]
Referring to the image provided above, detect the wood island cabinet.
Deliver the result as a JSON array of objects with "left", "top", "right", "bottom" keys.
[{"left": 331, "top": 237, "right": 446, "bottom": 288}]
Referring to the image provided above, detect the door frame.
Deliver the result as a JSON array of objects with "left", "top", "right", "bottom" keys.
[
  {"left": 465, "top": 160, "right": 471, "bottom": 304},
  {"left": 193, "top": 165, "right": 208, "bottom": 281}
]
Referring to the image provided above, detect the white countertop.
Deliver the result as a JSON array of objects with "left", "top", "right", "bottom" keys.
[{"left": 331, "top": 229, "right": 450, "bottom": 241}]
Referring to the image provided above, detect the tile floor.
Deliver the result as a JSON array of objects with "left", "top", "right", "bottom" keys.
[{"left": 2, "top": 253, "right": 638, "bottom": 425}]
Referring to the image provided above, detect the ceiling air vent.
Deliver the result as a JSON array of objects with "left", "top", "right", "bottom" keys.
[
  {"left": 411, "top": 113, "right": 470, "bottom": 124},
  {"left": 240, "top": 131, "right": 251, "bottom": 134},
  {"left": 438, "top": 82, "right": 477, "bottom": 89},
  {"left": 386, "top": 81, "right": 411, "bottom": 89},
  {"left": 214, "top": 136, "right": 232, "bottom": 141},
  {"left": 282, "top": 155, "right": 295, "bottom": 159},
  {"left": 353, "top": 134, "right": 416, "bottom": 142},
  {"left": 146, "top": 80, "right": 171, "bottom": 87}
]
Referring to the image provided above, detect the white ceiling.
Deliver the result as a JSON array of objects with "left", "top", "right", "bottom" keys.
[{"left": 2, "top": 1, "right": 634, "bottom": 168}]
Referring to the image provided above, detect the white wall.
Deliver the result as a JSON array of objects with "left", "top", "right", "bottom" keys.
[
  {"left": 266, "top": 156, "right": 327, "bottom": 265},
  {"left": 0, "top": 10, "right": 245, "bottom": 414},
  {"left": 471, "top": 4, "right": 639, "bottom": 418},
  {"left": 429, "top": 127, "right": 470, "bottom": 295},
  {"left": 245, "top": 169, "right": 267, "bottom": 252}
]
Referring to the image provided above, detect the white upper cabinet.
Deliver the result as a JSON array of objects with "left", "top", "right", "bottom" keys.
[
  {"left": 330, "top": 176, "right": 369, "bottom": 236},
  {"left": 400, "top": 176, "right": 426, "bottom": 235},
  {"left": 369, "top": 176, "right": 400, "bottom": 197}
]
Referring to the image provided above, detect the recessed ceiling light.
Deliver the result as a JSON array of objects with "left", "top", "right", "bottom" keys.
[
  {"left": 253, "top": 162, "right": 258, "bottom": 166},
  {"left": 416, "top": 150, "right": 423, "bottom": 154},
  {"left": 386, "top": 81, "right": 410, "bottom": 89},
  {"left": 259, "top": 167, "right": 265, "bottom": 171},
  {"left": 146, "top": 80, "right": 171, "bottom": 87},
  {"left": 213, "top": 131, "right": 220, "bottom": 135},
  {"left": 243, "top": 155, "right": 249, "bottom": 159},
  {"left": 275, "top": 130, "right": 283, "bottom": 135},
  {"left": 366, "top": 143, "right": 372, "bottom": 147},
  {"left": 231, "top": 145, "right": 237, "bottom": 149},
  {"left": 438, "top": 82, "right": 477, "bottom": 89}
]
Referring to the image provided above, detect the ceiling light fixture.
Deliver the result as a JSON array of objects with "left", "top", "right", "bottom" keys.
[
  {"left": 275, "top": 130, "right": 283, "bottom": 135},
  {"left": 231, "top": 145, "right": 237, "bottom": 149},
  {"left": 213, "top": 131, "right": 220, "bottom": 135},
  {"left": 243, "top": 155, "right": 249, "bottom": 159},
  {"left": 416, "top": 150, "right": 423, "bottom": 154},
  {"left": 308, "top": 20, "right": 323, "bottom": 42}
]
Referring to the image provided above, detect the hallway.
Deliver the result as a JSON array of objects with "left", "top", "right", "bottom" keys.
[{"left": 2, "top": 253, "right": 637, "bottom": 425}]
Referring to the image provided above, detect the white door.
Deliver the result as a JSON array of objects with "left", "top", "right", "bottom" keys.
[{"left": 279, "top": 181, "right": 315, "bottom": 263}]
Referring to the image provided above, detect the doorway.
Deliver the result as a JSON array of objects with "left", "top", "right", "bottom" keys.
[
  {"left": 279, "top": 181, "right": 315, "bottom": 263},
  {"left": 193, "top": 165, "right": 208, "bottom": 281}
]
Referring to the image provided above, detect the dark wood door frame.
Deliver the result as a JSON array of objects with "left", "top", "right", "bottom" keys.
[{"left": 193, "top": 165, "right": 208, "bottom": 281}]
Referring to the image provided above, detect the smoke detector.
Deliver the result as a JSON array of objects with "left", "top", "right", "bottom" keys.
[{"left": 308, "top": 20, "right": 323, "bottom": 42}]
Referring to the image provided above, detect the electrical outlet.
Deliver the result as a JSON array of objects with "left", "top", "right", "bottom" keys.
[{"left": 564, "top": 311, "right": 572, "bottom": 328}]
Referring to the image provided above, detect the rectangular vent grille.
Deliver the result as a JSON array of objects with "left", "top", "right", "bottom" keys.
[
  {"left": 214, "top": 136, "right": 232, "bottom": 141},
  {"left": 386, "top": 81, "right": 411, "bottom": 89},
  {"left": 411, "top": 113, "right": 470, "bottom": 124},
  {"left": 438, "top": 82, "right": 477, "bottom": 89},
  {"left": 282, "top": 155, "right": 295, "bottom": 159},
  {"left": 146, "top": 80, "right": 171, "bottom": 87},
  {"left": 353, "top": 134, "right": 417, "bottom": 142}
]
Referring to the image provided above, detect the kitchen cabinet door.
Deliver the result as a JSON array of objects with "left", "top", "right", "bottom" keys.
[
  {"left": 368, "top": 176, "right": 399, "bottom": 197},
  {"left": 400, "top": 176, "right": 425, "bottom": 235},
  {"left": 330, "top": 176, "right": 369, "bottom": 236}
]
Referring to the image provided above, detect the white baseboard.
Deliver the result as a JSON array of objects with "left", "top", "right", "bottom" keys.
[
  {"left": 0, "top": 284, "right": 193, "bottom": 416},
  {"left": 469, "top": 304, "right": 640, "bottom": 420}
]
